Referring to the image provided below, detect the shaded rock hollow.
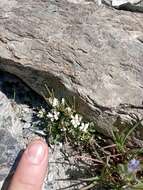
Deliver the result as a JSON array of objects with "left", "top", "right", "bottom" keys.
[{"left": 0, "top": 0, "right": 143, "bottom": 139}]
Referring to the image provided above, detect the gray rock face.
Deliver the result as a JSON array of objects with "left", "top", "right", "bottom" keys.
[
  {"left": 0, "top": 0, "right": 143, "bottom": 139},
  {"left": 0, "top": 88, "right": 23, "bottom": 188},
  {"left": 69, "top": 0, "right": 143, "bottom": 11},
  {"left": 111, "top": 0, "right": 143, "bottom": 13},
  {"left": 0, "top": 91, "right": 22, "bottom": 138},
  {"left": 103, "top": 0, "right": 143, "bottom": 9},
  {"left": 0, "top": 129, "right": 21, "bottom": 182}
]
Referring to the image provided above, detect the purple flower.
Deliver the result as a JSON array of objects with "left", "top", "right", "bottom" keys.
[{"left": 128, "top": 159, "right": 140, "bottom": 173}]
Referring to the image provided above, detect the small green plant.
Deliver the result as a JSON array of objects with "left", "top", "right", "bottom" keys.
[
  {"left": 35, "top": 87, "right": 143, "bottom": 190},
  {"left": 112, "top": 119, "right": 143, "bottom": 153},
  {"left": 36, "top": 88, "right": 96, "bottom": 146}
]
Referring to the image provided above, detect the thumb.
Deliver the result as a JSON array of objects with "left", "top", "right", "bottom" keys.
[{"left": 8, "top": 139, "right": 48, "bottom": 190}]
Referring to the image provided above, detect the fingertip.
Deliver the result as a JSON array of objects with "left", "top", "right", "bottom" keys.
[
  {"left": 25, "top": 139, "right": 48, "bottom": 164},
  {"left": 9, "top": 139, "right": 48, "bottom": 190}
]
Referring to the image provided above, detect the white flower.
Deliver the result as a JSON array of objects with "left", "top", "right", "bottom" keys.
[
  {"left": 61, "top": 127, "right": 66, "bottom": 132},
  {"left": 37, "top": 108, "right": 46, "bottom": 118},
  {"left": 61, "top": 98, "right": 65, "bottom": 105},
  {"left": 48, "top": 97, "right": 59, "bottom": 107},
  {"left": 47, "top": 110, "right": 60, "bottom": 122},
  {"left": 79, "top": 122, "right": 89, "bottom": 132},
  {"left": 53, "top": 110, "right": 60, "bottom": 121},
  {"left": 71, "top": 114, "right": 82, "bottom": 128},
  {"left": 47, "top": 112, "right": 54, "bottom": 122},
  {"left": 53, "top": 98, "right": 59, "bottom": 107},
  {"left": 66, "top": 107, "right": 72, "bottom": 113}
]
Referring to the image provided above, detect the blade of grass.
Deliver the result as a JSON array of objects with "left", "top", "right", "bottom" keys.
[
  {"left": 44, "top": 84, "right": 52, "bottom": 96},
  {"left": 122, "top": 119, "right": 143, "bottom": 146}
]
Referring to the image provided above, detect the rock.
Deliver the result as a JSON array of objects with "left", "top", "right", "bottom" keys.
[
  {"left": 46, "top": 145, "right": 87, "bottom": 190},
  {"left": 101, "top": 0, "right": 143, "bottom": 12},
  {"left": 111, "top": 0, "right": 140, "bottom": 6},
  {"left": 0, "top": 0, "right": 143, "bottom": 140},
  {"left": 117, "top": 2, "right": 143, "bottom": 13},
  {"left": 0, "top": 88, "right": 23, "bottom": 188},
  {"left": 0, "top": 129, "right": 21, "bottom": 182},
  {"left": 0, "top": 90, "right": 22, "bottom": 140}
]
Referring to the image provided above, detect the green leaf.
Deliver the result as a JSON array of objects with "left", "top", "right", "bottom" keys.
[{"left": 122, "top": 119, "right": 143, "bottom": 146}]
